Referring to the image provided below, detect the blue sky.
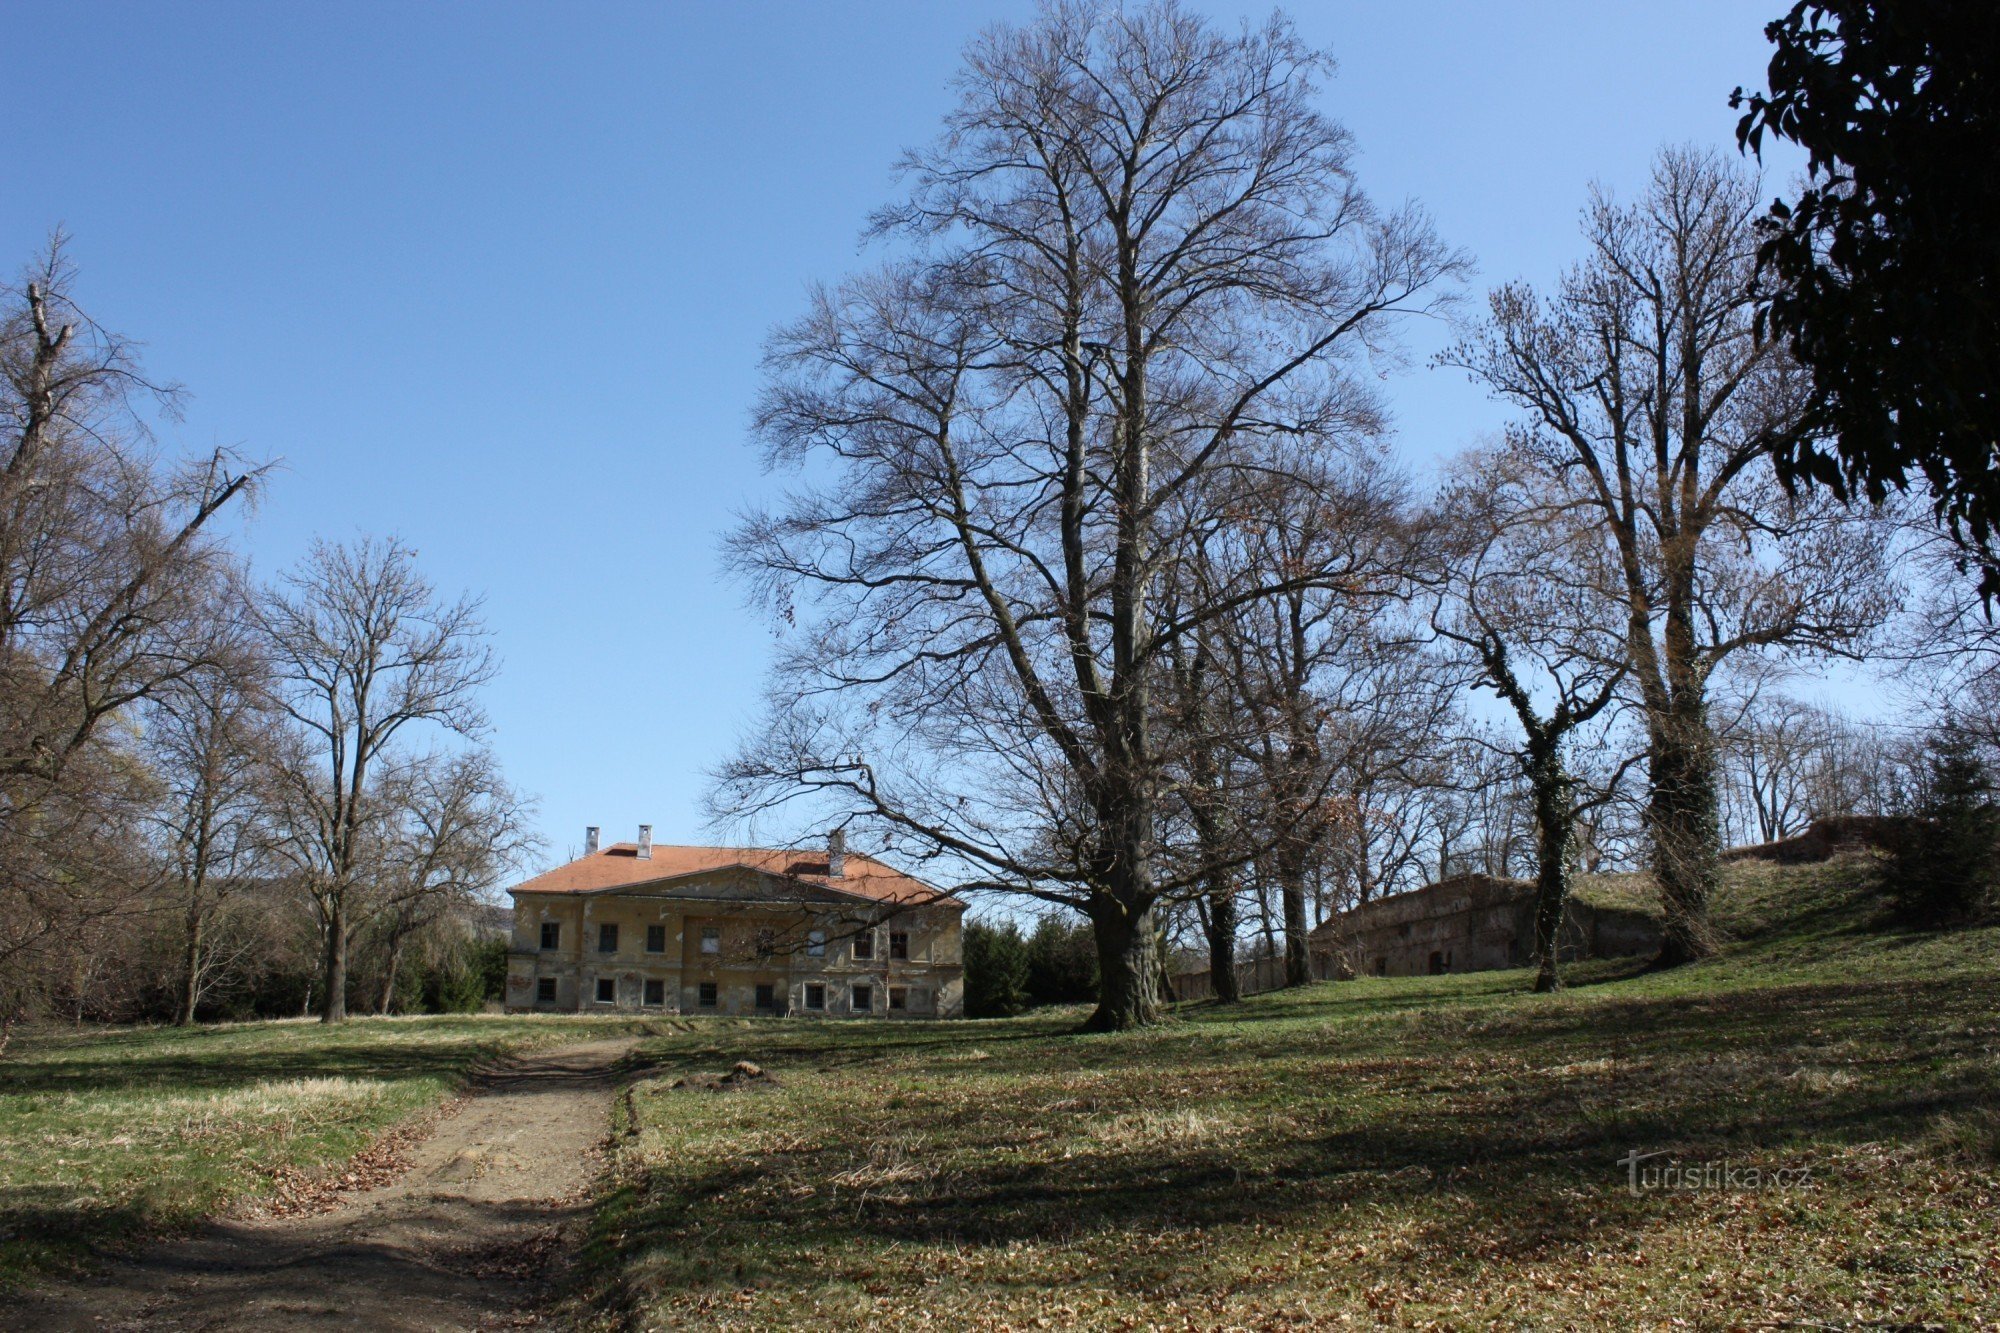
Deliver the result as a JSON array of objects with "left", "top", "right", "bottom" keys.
[{"left": 4, "top": 1, "right": 1807, "bottom": 866}]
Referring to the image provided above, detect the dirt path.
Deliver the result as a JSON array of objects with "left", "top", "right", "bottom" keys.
[{"left": 18, "top": 1036, "right": 644, "bottom": 1332}]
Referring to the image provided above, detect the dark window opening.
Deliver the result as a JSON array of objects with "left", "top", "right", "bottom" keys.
[
  {"left": 646, "top": 924, "right": 666, "bottom": 953},
  {"left": 536, "top": 977, "right": 556, "bottom": 1002},
  {"left": 1428, "top": 951, "right": 1446, "bottom": 976},
  {"left": 852, "top": 931, "right": 875, "bottom": 961},
  {"left": 755, "top": 929, "right": 777, "bottom": 960},
  {"left": 1373, "top": 957, "right": 1388, "bottom": 977},
  {"left": 598, "top": 923, "right": 618, "bottom": 954},
  {"left": 644, "top": 978, "right": 665, "bottom": 1006},
  {"left": 755, "top": 983, "right": 776, "bottom": 1011},
  {"left": 539, "top": 922, "right": 560, "bottom": 950},
  {"left": 595, "top": 977, "right": 616, "bottom": 1003},
  {"left": 889, "top": 931, "right": 909, "bottom": 960},
  {"left": 888, "top": 986, "right": 907, "bottom": 1011},
  {"left": 804, "top": 982, "right": 825, "bottom": 1011},
  {"left": 852, "top": 983, "right": 873, "bottom": 1012},
  {"left": 698, "top": 981, "right": 718, "bottom": 1008}
]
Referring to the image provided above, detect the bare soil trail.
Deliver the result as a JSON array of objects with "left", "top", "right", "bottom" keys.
[{"left": 17, "top": 1036, "right": 644, "bottom": 1332}]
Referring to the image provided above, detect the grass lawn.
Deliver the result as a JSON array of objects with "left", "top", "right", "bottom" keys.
[
  {"left": 0, "top": 1010, "right": 645, "bottom": 1286},
  {"left": 581, "top": 857, "right": 2000, "bottom": 1329}
]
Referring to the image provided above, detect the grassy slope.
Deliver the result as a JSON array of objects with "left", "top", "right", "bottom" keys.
[
  {"left": 0, "top": 1011, "right": 645, "bottom": 1285},
  {"left": 584, "top": 856, "right": 2000, "bottom": 1330}
]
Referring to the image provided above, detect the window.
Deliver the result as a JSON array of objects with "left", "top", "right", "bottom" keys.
[
  {"left": 646, "top": 924, "right": 666, "bottom": 954},
  {"left": 643, "top": 978, "right": 665, "bottom": 1007},
  {"left": 539, "top": 922, "right": 560, "bottom": 951},
  {"left": 536, "top": 977, "right": 556, "bottom": 1003},
  {"left": 595, "top": 977, "right": 615, "bottom": 1004},
  {"left": 698, "top": 981, "right": 718, "bottom": 1009},
  {"left": 700, "top": 926, "right": 720, "bottom": 955},
  {"left": 804, "top": 982, "right": 825, "bottom": 1011},
  {"left": 889, "top": 931, "right": 909, "bottom": 960},
  {"left": 851, "top": 983, "right": 873, "bottom": 1012},
  {"left": 852, "top": 931, "right": 875, "bottom": 961},
  {"left": 1428, "top": 951, "right": 1445, "bottom": 976},
  {"left": 598, "top": 923, "right": 618, "bottom": 954},
  {"left": 806, "top": 928, "right": 826, "bottom": 958},
  {"left": 755, "top": 983, "right": 776, "bottom": 1011},
  {"left": 888, "top": 986, "right": 907, "bottom": 1011},
  {"left": 755, "top": 928, "right": 777, "bottom": 960}
]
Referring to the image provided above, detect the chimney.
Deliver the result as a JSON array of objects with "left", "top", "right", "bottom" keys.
[
  {"left": 584, "top": 826, "right": 600, "bottom": 856},
  {"left": 637, "top": 824, "right": 652, "bottom": 860},
  {"left": 827, "top": 828, "right": 846, "bottom": 878}
]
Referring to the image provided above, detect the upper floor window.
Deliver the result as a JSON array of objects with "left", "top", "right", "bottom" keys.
[
  {"left": 598, "top": 923, "right": 618, "bottom": 954},
  {"left": 646, "top": 924, "right": 667, "bottom": 953},
  {"left": 539, "top": 922, "right": 560, "bottom": 951},
  {"left": 852, "top": 930, "right": 875, "bottom": 961},
  {"left": 700, "top": 926, "right": 721, "bottom": 955},
  {"left": 889, "top": 931, "right": 909, "bottom": 960},
  {"left": 806, "top": 928, "right": 826, "bottom": 958}
]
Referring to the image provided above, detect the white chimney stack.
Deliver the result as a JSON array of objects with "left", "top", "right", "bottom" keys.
[
  {"left": 827, "top": 828, "right": 846, "bottom": 878},
  {"left": 637, "top": 824, "right": 653, "bottom": 860},
  {"left": 584, "top": 826, "right": 600, "bottom": 856}
]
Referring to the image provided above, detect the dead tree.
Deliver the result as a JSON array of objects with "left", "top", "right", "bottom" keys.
[
  {"left": 718, "top": 3, "right": 1462, "bottom": 1030},
  {"left": 1447, "top": 147, "right": 1895, "bottom": 965},
  {"left": 260, "top": 537, "right": 494, "bottom": 1023}
]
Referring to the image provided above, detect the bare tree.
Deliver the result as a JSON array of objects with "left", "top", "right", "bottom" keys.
[
  {"left": 718, "top": 3, "right": 1462, "bottom": 1028},
  {"left": 0, "top": 239, "right": 262, "bottom": 1019},
  {"left": 260, "top": 537, "right": 494, "bottom": 1023},
  {"left": 368, "top": 748, "right": 535, "bottom": 1015},
  {"left": 142, "top": 633, "right": 283, "bottom": 1025},
  {"left": 1431, "top": 448, "right": 1637, "bottom": 991},
  {"left": 1448, "top": 147, "right": 1896, "bottom": 965}
]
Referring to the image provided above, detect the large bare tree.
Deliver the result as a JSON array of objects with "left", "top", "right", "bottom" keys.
[
  {"left": 260, "top": 537, "right": 494, "bottom": 1023},
  {"left": 0, "top": 240, "right": 261, "bottom": 1016},
  {"left": 1430, "top": 447, "right": 1636, "bottom": 991},
  {"left": 142, "top": 634, "right": 283, "bottom": 1025},
  {"left": 1448, "top": 147, "right": 1895, "bottom": 964},
  {"left": 368, "top": 747, "right": 535, "bottom": 1015},
  {"left": 718, "top": 2, "right": 1461, "bottom": 1028}
]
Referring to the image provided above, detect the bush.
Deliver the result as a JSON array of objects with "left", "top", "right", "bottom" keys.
[
  {"left": 1024, "top": 914, "right": 1098, "bottom": 1006},
  {"left": 1890, "top": 730, "right": 1999, "bottom": 927},
  {"left": 963, "top": 920, "right": 1030, "bottom": 1017}
]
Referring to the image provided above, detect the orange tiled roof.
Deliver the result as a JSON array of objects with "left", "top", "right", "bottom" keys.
[{"left": 507, "top": 843, "right": 962, "bottom": 908}]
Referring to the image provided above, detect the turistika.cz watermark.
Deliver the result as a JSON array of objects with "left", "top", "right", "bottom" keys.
[{"left": 1617, "top": 1148, "right": 1813, "bottom": 1196}]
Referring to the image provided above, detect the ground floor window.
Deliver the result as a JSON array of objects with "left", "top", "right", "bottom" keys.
[
  {"left": 644, "top": 978, "right": 665, "bottom": 1006},
  {"left": 595, "top": 977, "right": 616, "bottom": 1004},
  {"left": 755, "top": 983, "right": 776, "bottom": 1011},
  {"left": 852, "top": 983, "right": 873, "bottom": 1012},
  {"left": 888, "top": 986, "right": 907, "bottom": 1011},
  {"left": 536, "top": 977, "right": 556, "bottom": 1003},
  {"left": 804, "top": 982, "right": 825, "bottom": 1011},
  {"left": 698, "top": 981, "right": 718, "bottom": 1008}
]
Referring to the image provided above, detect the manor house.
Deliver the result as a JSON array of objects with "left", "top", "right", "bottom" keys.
[{"left": 504, "top": 827, "right": 964, "bottom": 1018}]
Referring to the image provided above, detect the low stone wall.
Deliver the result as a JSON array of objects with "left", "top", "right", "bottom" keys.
[{"left": 1308, "top": 874, "right": 1661, "bottom": 978}]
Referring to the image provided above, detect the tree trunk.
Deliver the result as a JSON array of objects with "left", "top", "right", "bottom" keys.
[
  {"left": 1528, "top": 750, "right": 1575, "bottom": 994},
  {"left": 1205, "top": 875, "right": 1240, "bottom": 1004},
  {"left": 177, "top": 903, "right": 204, "bottom": 1026},
  {"left": 1279, "top": 856, "right": 1312, "bottom": 988},
  {"left": 378, "top": 935, "right": 403, "bottom": 1016},
  {"left": 319, "top": 896, "right": 348, "bottom": 1023},
  {"left": 1650, "top": 708, "right": 1721, "bottom": 967},
  {"left": 1083, "top": 894, "right": 1162, "bottom": 1031}
]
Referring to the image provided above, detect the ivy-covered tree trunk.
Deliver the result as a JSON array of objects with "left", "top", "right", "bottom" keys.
[
  {"left": 1650, "top": 704, "right": 1721, "bottom": 967},
  {"left": 1526, "top": 746, "right": 1578, "bottom": 994}
]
